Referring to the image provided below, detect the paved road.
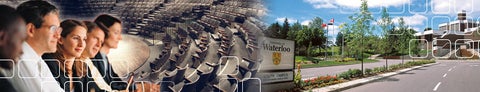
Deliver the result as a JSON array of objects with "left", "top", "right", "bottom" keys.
[
  {"left": 343, "top": 60, "right": 480, "bottom": 92},
  {"left": 299, "top": 59, "right": 417, "bottom": 79}
]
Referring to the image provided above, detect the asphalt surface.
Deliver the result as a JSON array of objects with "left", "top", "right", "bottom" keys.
[
  {"left": 299, "top": 59, "right": 417, "bottom": 79},
  {"left": 342, "top": 60, "right": 480, "bottom": 92}
]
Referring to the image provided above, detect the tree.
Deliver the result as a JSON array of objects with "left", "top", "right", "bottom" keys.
[
  {"left": 280, "top": 18, "right": 290, "bottom": 39},
  {"left": 336, "top": 32, "right": 344, "bottom": 47},
  {"left": 378, "top": 7, "right": 394, "bottom": 70},
  {"left": 309, "top": 17, "right": 324, "bottom": 29},
  {"left": 295, "top": 26, "right": 309, "bottom": 56},
  {"left": 265, "top": 22, "right": 282, "bottom": 38},
  {"left": 309, "top": 17, "right": 329, "bottom": 58},
  {"left": 336, "top": 32, "right": 345, "bottom": 55},
  {"left": 424, "top": 27, "right": 432, "bottom": 31},
  {"left": 295, "top": 24, "right": 326, "bottom": 58},
  {"left": 396, "top": 17, "right": 416, "bottom": 64},
  {"left": 287, "top": 22, "right": 301, "bottom": 40},
  {"left": 346, "top": 0, "right": 375, "bottom": 74},
  {"left": 291, "top": 22, "right": 302, "bottom": 31},
  {"left": 340, "top": 23, "right": 353, "bottom": 57},
  {"left": 408, "top": 29, "right": 420, "bottom": 61}
]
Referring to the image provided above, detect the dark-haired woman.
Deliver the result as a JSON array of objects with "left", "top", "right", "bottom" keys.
[
  {"left": 43, "top": 19, "right": 87, "bottom": 92},
  {"left": 92, "top": 14, "right": 133, "bottom": 91}
]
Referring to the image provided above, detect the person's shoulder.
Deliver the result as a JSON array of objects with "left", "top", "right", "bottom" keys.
[
  {"left": 42, "top": 53, "right": 59, "bottom": 68},
  {"left": 41, "top": 53, "right": 56, "bottom": 59},
  {"left": 92, "top": 53, "right": 103, "bottom": 59},
  {"left": 0, "top": 72, "right": 18, "bottom": 92}
]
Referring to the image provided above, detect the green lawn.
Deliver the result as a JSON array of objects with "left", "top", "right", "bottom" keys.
[
  {"left": 295, "top": 56, "right": 323, "bottom": 64},
  {"left": 300, "top": 59, "right": 378, "bottom": 69},
  {"left": 295, "top": 56, "right": 311, "bottom": 61}
]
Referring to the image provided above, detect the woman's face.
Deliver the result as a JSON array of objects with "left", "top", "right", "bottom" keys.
[
  {"left": 104, "top": 23, "right": 122, "bottom": 49},
  {"left": 60, "top": 26, "right": 87, "bottom": 58}
]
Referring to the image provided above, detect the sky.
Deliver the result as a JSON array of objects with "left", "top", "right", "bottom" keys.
[{"left": 264, "top": 0, "right": 480, "bottom": 43}]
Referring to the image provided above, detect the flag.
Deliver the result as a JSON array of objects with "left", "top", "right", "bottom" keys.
[
  {"left": 339, "top": 23, "right": 345, "bottom": 29},
  {"left": 328, "top": 18, "right": 334, "bottom": 25}
]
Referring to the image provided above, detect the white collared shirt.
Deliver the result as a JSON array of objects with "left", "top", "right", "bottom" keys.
[{"left": 11, "top": 42, "right": 64, "bottom": 92}]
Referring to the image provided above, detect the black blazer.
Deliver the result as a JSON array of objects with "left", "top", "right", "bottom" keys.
[
  {"left": 91, "top": 53, "right": 129, "bottom": 90},
  {"left": 0, "top": 71, "right": 16, "bottom": 92},
  {"left": 43, "top": 53, "right": 83, "bottom": 92}
]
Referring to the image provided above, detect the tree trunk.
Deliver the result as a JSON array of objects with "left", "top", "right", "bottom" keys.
[
  {"left": 402, "top": 55, "right": 404, "bottom": 64},
  {"left": 307, "top": 42, "right": 312, "bottom": 58},
  {"left": 385, "top": 54, "right": 388, "bottom": 70}
]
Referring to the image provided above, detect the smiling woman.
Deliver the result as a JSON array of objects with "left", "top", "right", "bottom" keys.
[{"left": 42, "top": 19, "right": 88, "bottom": 92}]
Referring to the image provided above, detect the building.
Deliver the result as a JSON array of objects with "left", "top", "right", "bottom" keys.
[{"left": 415, "top": 10, "right": 480, "bottom": 58}]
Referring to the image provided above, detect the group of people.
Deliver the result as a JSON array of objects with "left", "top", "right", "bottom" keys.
[{"left": 0, "top": 0, "right": 140, "bottom": 92}]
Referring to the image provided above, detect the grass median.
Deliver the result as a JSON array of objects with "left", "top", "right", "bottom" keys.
[{"left": 299, "top": 58, "right": 378, "bottom": 69}]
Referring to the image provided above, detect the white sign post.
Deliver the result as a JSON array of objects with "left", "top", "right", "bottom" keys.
[{"left": 257, "top": 37, "right": 295, "bottom": 91}]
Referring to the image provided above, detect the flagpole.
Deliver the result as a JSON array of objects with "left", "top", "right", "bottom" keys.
[
  {"left": 332, "top": 21, "right": 334, "bottom": 57},
  {"left": 327, "top": 18, "right": 334, "bottom": 60},
  {"left": 326, "top": 24, "right": 328, "bottom": 60}
]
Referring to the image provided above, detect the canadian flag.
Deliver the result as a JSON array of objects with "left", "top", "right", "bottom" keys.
[{"left": 328, "top": 18, "right": 334, "bottom": 25}]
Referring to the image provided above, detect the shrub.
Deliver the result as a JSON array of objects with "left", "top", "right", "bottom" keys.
[
  {"left": 334, "top": 56, "right": 356, "bottom": 62},
  {"left": 338, "top": 69, "right": 363, "bottom": 80},
  {"left": 365, "top": 68, "right": 372, "bottom": 75},
  {"left": 312, "top": 59, "right": 320, "bottom": 64},
  {"left": 294, "top": 64, "right": 303, "bottom": 88},
  {"left": 403, "top": 63, "right": 411, "bottom": 68},
  {"left": 302, "top": 75, "right": 338, "bottom": 87},
  {"left": 351, "top": 69, "right": 363, "bottom": 78},
  {"left": 390, "top": 64, "right": 407, "bottom": 70},
  {"left": 295, "top": 60, "right": 303, "bottom": 64},
  {"left": 345, "top": 58, "right": 356, "bottom": 62},
  {"left": 304, "top": 80, "right": 312, "bottom": 86},
  {"left": 373, "top": 67, "right": 386, "bottom": 73},
  {"left": 338, "top": 70, "right": 351, "bottom": 80},
  {"left": 315, "top": 75, "right": 337, "bottom": 84},
  {"left": 404, "top": 60, "right": 435, "bottom": 67}
]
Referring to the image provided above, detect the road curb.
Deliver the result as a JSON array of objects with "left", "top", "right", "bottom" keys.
[{"left": 306, "top": 62, "right": 439, "bottom": 92}]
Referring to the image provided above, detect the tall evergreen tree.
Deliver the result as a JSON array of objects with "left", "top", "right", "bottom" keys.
[
  {"left": 265, "top": 22, "right": 282, "bottom": 38},
  {"left": 287, "top": 22, "right": 302, "bottom": 40},
  {"left": 280, "top": 18, "right": 290, "bottom": 39}
]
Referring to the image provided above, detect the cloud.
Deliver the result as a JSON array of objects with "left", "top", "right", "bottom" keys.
[
  {"left": 431, "top": 0, "right": 478, "bottom": 15},
  {"left": 409, "top": 27, "right": 421, "bottom": 32},
  {"left": 392, "top": 14, "right": 428, "bottom": 26},
  {"left": 275, "top": 17, "right": 298, "bottom": 23},
  {"left": 304, "top": 0, "right": 410, "bottom": 9},
  {"left": 304, "top": 0, "right": 338, "bottom": 8},
  {"left": 301, "top": 20, "right": 312, "bottom": 25}
]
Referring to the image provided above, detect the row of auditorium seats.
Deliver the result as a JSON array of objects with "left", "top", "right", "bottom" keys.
[{"left": 47, "top": 0, "right": 267, "bottom": 91}]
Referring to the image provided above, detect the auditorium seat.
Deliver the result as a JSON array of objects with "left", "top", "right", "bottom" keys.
[{"left": 36, "top": 0, "right": 267, "bottom": 91}]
